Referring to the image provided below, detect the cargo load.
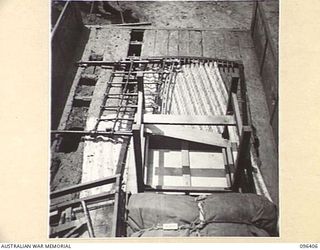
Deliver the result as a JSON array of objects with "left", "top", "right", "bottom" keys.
[{"left": 126, "top": 193, "right": 278, "bottom": 237}]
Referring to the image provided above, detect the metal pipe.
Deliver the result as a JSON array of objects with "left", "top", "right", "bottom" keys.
[
  {"left": 77, "top": 57, "right": 242, "bottom": 67},
  {"left": 51, "top": 1, "right": 70, "bottom": 39},
  {"left": 51, "top": 130, "right": 132, "bottom": 136}
]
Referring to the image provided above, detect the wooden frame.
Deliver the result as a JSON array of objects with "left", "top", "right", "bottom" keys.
[
  {"left": 145, "top": 124, "right": 231, "bottom": 148},
  {"left": 133, "top": 73, "right": 145, "bottom": 192},
  {"left": 232, "top": 126, "right": 252, "bottom": 191},
  {"left": 67, "top": 57, "right": 253, "bottom": 196},
  {"left": 143, "top": 114, "right": 236, "bottom": 126},
  {"left": 251, "top": 1, "right": 278, "bottom": 143},
  {"left": 50, "top": 175, "right": 118, "bottom": 199},
  {"left": 144, "top": 186, "right": 231, "bottom": 193},
  {"left": 50, "top": 174, "right": 122, "bottom": 237},
  {"left": 129, "top": 57, "right": 253, "bottom": 194}
]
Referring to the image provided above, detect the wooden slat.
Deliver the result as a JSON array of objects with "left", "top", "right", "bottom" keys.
[
  {"left": 222, "top": 148, "right": 231, "bottom": 188},
  {"left": 50, "top": 191, "right": 115, "bottom": 212},
  {"left": 189, "top": 30, "right": 202, "bottom": 56},
  {"left": 81, "top": 201, "right": 95, "bottom": 238},
  {"left": 64, "top": 222, "right": 86, "bottom": 238},
  {"left": 65, "top": 207, "right": 73, "bottom": 222},
  {"left": 137, "top": 72, "right": 145, "bottom": 110},
  {"left": 231, "top": 93, "right": 243, "bottom": 137},
  {"left": 116, "top": 22, "right": 152, "bottom": 26},
  {"left": 157, "top": 150, "right": 165, "bottom": 187},
  {"left": 232, "top": 126, "right": 252, "bottom": 191},
  {"left": 111, "top": 176, "right": 120, "bottom": 237},
  {"left": 154, "top": 167, "right": 226, "bottom": 178},
  {"left": 74, "top": 96, "right": 92, "bottom": 102},
  {"left": 141, "top": 30, "right": 156, "bottom": 57},
  {"left": 143, "top": 136, "right": 150, "bottom": 182},
  {"left": 50, "top": 175, "right": 118, "bottom": 199},
  {"left": 168, "top": 30, "right": 179, "bottom": 56},
  {"left": 178, "top": 30, "right": 189, "bottom": 56},
  {"left": 86, "top": 25, "right": 249, "bottom": 32},
  {"left": 133, "top": 73, "right": 145, "bottom": 192},
  {"left": 226, "top": 146, "right": 235, "bottom": 172},
  {"left": 202, "top": 31, "right": 223, "bottom": 58},
  {"left": 133, "top": 124, "right": 144, "bottom": 192},
  {"left": 223, "top": 75, "right": 240, "bottom": 138},
  {"left": 145, "top": 185, "right": 231, "bottom": 193},
  {"left": 145, "top": 124, "right": 230, "bottom": 148},
  {"left": 143, "top": 114, "right": 236, "bottom": 125},
  {"left": 209, "top": 32, "right": 226, "bottom": 59},
  {"left": 223, "top": 31, "right": 240, "bottom": 60},
  {"left": 146, "top": 141, "right": 154, "bottom": 186},
  {"left": 181, "top": 141, "right": 191, "bottom": 186},
  {"left": 50, "top": 218, "right": 87, "bottom": 237},
  {"left": 102, "top": 28, "right": 131, "bottom": 61},
  {"left": 154, "top": 30, "right": 169, "bottom": 56}
]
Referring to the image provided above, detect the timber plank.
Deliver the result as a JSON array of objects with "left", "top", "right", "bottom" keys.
[
  {"left": 143, "top": 114, "right": 236, "bottom": 125},
  {"left": 50, "top": 191, "right": 115, "bottom": 212},
  {"left": 222, "top": 148, "right": 231, "bottom": 187},
  {"left": 101, "top": 28, "right": 130, "bottom": 61},
  {"left": 50, "top": 218, "right": 87, "bottom": 237},
  {"left": 154, "top": 30, "right": 169, "bottom": 56},
  {"left": 145, "top": 124, "right": 230, "bottom": 148},
  {"left": 178, "top": 30, "right": 189, "bottom": 56},
  {"left": 189, "top": 30, "right": 203, "bottom": 56},
  {"left": 231, "top": 93, "right": 243, "bottom": 137},
  {"left": 202, "top": 31, "right": 214, "bottom": 57},
  {"left": 232, "top": 126, "right": 252, "bottom": 191},
  {"left": 133, "top": 124, "right": 144, "bottom": 192},
  {"left": 181, "top": 141, "right": 191, "bottom": 186},
  {"left": 50, "top": 175, "right": 118, "bottom": 199},
  {"left": 141, "top": 29, "right": 156, "bottom": 57},
  {"left": 154, "top": 167, "right": 226, "bottom": 178},
  {"left": 223, "top": 31, "right": 241, "bottom": 60},
  {"left": 202, "top": 31, "right": 225, "bottom": 58},
  {"left": 168, "top": 30, "right": 179, "bottom": 56},
  {"left": 145, "top": 185, "right": 230, "bottom": 193}
]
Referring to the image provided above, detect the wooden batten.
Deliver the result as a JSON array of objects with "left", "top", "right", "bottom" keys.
[
  {"left": 50, "top": 175, "right": 119, "bottom": 199},
  {"left": 181, "top": 141, "right": 191, "bottom": 187},
  {"left": 143, "top": 114, "right": 236, "bottom": 126},
  {"left": 232, "top": 126, "right": 252, "bottom": 191},
  {"left": 145, "top": 124, "right": 230, "bottom": 148}
]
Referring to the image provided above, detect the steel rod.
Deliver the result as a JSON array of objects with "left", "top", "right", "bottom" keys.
[{"left": 51, "top": 130, "right": 132, "bottom": 136}]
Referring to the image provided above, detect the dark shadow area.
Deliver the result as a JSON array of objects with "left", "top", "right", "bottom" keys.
[
  {"left": 130, "top": 30, "right": 144, "bottom": 42},
  {"left": 51, "top": 1, "right": 66, "bottom": 28},
  {"left": 58, "top": 127, "right": 83, "bottom": 153},
  {"left": 51, "top": 2, "right": 90, "bottom": 129},
  {"left": 89, "top": 52, "right": 103, "bottom": 61},
  {"left": 73, "top": 98, "right": 91, "bottom": 108},
  {"left": 127, "top": 44, "right": 142, "bottom": 57},
  {"left": 78, "top": 1, "right": 139, "bottom": 25}
]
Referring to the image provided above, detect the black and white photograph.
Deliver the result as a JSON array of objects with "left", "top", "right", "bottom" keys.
[{"left": 50, "top": 0, "right": 279, "bottom": 238}]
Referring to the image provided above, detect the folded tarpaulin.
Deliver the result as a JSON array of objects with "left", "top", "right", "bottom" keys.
[
  {"left": 126, "top": 192, "right": 278, "bottom": 237},
  {"left": 199, "top": 222, "right": 269, "bottom": 237},
  {"left": 126, "top": 193, "right": 199, "bottom": 236},
  {"left": 130, "top": 223, "right": 269, "bottom": 237},
  {"left": 201, "top": 193, "right": 278, "bottom": 236}
]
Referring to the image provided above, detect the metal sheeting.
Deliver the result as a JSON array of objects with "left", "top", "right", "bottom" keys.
[{"left": 167, "top": 61, "right": 238, "bottom": 143}]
